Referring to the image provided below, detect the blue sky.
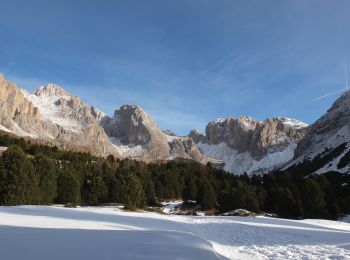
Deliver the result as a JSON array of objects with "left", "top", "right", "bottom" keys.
[{"left": 0, "top": 0, "right": 350, "bottom": 135}]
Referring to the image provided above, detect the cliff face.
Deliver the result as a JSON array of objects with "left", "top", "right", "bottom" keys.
[
  {"left": 97, "top": 104, "right": 215, "bottom": 164},
  {"left": 0, "top": 74, "right": 41, "bottom": 137},
  {"left": 190, "top": 116, "right": 307, "bottom": 174},
  {"left": 0, "top": 74, "right": 118, "bottom": 156},
  {"left": 205, "top": 116, "right": 306, "bottom": 157}
]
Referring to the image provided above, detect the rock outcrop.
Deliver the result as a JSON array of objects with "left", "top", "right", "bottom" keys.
[
  {"left": 188, "top": 129, "right": 207, "bottom": 143},
  {"left": 97, "top": 104, "right": 214, "bottom": 164}
]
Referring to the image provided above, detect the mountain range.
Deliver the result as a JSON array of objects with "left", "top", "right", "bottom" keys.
[{"left": 0, "top": 73, "right": 349, "bottom": 175}]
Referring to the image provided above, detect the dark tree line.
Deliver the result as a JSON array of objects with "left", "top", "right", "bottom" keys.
[{"left": 0, "top": 134, "right": 349, "bottom": 219}]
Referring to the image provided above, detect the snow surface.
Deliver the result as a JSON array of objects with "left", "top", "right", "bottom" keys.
[
  {"left": 198, "top": 142, "right": 297, "bottom": 175},
  {"left": 0, "top": 206, "right": 349, "bottom": 260},
  {"left": 161, "top": 200, "right": 183, "bottom": 214}
]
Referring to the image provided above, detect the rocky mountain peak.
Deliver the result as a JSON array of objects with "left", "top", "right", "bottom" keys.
[
  {"left": 188, "top": 129, "right": 207, "bottom": 143},
  {"left": 90, "top": 106, "right": 108, "bottom": 124},
  {"left": 237, "top": 115, "right": 258, "bottom": 128},
  {"left": 329, "top": 90, "right": 350, "bottom": 111},
  {"left": 0, "top": 74, "right": 118, "bottom": 156},
  {"left": 96, "top": 104, "right": 215, "bottom": 164},
  {"left": 162, "top": 129, "right": 176, "bottom": 136},
  {"left": 34, "top": 84, "right": 71, "bottom": 99},
  {"left": 115, "top": 104, "right": 156, "bottom": 129},
  {"left": 205, "top": 116, "right": 259, "bottom": 150},
  {"left": 102, "top": 104, "right": 161, "bottom": 145}
]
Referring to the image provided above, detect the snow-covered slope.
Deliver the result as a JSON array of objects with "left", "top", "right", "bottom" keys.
[
  {"left": 286, "top": 90, "right": 350, "bottom": 174},
  {"left": 0, "top": 206, "right": 349, "bottom": 260},
  {"left": 198, "top": 141, "right": 297, "bottom": 174}
]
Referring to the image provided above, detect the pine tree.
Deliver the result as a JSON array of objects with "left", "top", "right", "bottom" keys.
[
  {"left": 0, "top": 145, "right": 39, "bottom": 205},
  {"left": 56, "top": 168, "right": 81, "bottom": 204},
  {"left": 143, "top": 179, "right": 156, "bottom": 205},
  {"left": 34, "top": 153, "right": 58, "bottom": 204},
  {"left": 302, "top": 179, "right": 328, "bottom": 218},
  {"left": 119, "top": 171, "right": 146, "bottom": 209},
  {"left": 82, "top": 175, "right": 108, "bottom": 205},
  {"left": 182, "top": 176, "right": 198, "bottom": 202},
  {"left": 273, "top": 187, "right": 299, "bottom": 218},
  {"left": 197, "top": 180, "right": 216, "bottom": 210},
  {"left": 108, "top": 176, "right": 122, "bottom": 203}
]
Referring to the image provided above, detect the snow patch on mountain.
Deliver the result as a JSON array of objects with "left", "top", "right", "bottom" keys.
[
  {"left": 109, "top": 137, "right": 144, "bottom": 158},
  {"left": 165, "top": 134, "right": 182, "bottom": 143},
  {"left": 21, "top": 86, "right": 83, "bottom": 134},
  {"left": 0, "top": 124, "right": 13, "bottom": 133},
  {"left": 314, "top": 145, "right": 350, "bottom": 174},
  {"left": 277, "top": 117, "right": 309, "bottom": 129},
  {"left": 285, "top": 125, "right": 350, "bottom": 171},
  {"left": 305, "top": 126, "right": 350, "bottom": 160},
  {"left": 11, "top": 120, "right": 37, "bottom": 138},
  {"left": 198, "top": 141, "right": 297, "bottom": 174}
]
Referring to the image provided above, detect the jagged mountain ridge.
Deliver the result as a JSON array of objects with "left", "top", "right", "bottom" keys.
[
  {"left": 189, "top": 116, "right": 308, "bottom": 174},
  {"left": 1, "top": 72, "right": 350, "bottom": 175},
  {"left": 92, "top": 104, "right": 214, "bottom": 164},
  {"left": 0, "top": 74, "right": 119, "bottom": 156},
  {"left": 0, "top": 73, "right": 213, "bottom": 163}
]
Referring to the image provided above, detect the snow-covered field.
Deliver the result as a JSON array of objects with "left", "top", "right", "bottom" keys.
[{"left": 0, "top": 206, "right": 350, "bottom": 260}]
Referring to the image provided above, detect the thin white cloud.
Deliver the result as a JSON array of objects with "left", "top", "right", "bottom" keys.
[
  {"left": 181, "top": 50, "right": 241, "bottom": 87},
  {"left": 283, "top": 87, "right": 348, "bottom": 113},
  {"left": 311, "top": 87, "right": 348, "bottom": 102}
]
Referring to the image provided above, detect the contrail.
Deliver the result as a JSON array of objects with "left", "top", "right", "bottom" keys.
[
  {"left": 285, "top": 65, "right": 350, "bottom": 112},
  {"left": 283, "top": 87, "right": 348, "bottom": 113},
  {"left": 182, "top": 50, "right": 239, "bottom": 87},
  {"left": 311, "top": 87, "right": 348, "bottom": 102}
]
